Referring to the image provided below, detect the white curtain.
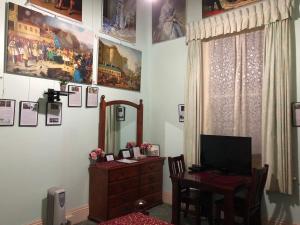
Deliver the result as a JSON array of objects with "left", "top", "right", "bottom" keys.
[
  {"left": 262, "top": 19, "right": 292, "bottom": 194},
  {"left": 183, "top": 40, "right": 203, "bottom": 166},
  {"left": 186, "top": 0, "right": 294, "bottom": 41},
  {"left": 204, "top": 30, "right": 264, "bottom": 155}
]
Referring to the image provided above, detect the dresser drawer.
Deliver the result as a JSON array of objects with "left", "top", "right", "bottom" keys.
[
  {"left": 109, "top": 167, "right": 139, "bottom": 182},
  {"left": 140, "top": 182, "right": 162, "bottom": 196},
  {"left": 141, "top": 161, "right": 162, "bottom": 174},
  {"left": 109, "top": 177, "right": 139, "bottom": 196},
  {"left": 140, "top": 172, "right": 162, "bottom": 186},
  {"left": 109, "top": 188, "right": 139, "bottom": 208},
  {"left": 109, "top": 202, "right": 134, "bottom": 219}
]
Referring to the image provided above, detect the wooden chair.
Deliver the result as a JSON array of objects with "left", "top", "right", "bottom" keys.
[
  {"left": 168, "top": 154, "right": 213, "bottom": 225},
  {"left": 215, "top": 164, "right": 269, "bottom": 225}
]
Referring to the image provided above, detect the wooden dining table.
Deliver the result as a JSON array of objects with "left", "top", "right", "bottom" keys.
[{"left": 170, "top": 171, "right": 251, "bottom": 225}]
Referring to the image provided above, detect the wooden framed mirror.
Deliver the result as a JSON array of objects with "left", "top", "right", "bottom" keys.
[{"left": 98, "top": 95, "right": 143, "bottom": 153}]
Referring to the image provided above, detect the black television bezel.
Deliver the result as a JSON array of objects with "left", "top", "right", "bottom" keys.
[{"left": 200, "top": 134, "right": 252, "bottom": 176}]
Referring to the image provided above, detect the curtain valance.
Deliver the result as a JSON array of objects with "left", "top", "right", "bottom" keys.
[{"left": 186, "top": 0, "right": 294, "bottom": 42}]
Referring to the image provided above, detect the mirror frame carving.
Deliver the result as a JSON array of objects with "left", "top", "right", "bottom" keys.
[{"left": 99, "top": 95, "right": 143, "bottom": 151}]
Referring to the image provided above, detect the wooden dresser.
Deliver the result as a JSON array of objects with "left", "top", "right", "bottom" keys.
[{"left": 88, "top": 157, "right": 165, "bottom": 222}]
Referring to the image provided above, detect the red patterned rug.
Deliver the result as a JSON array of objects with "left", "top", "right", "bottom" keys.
[{"left": 99, "top": 212, "right": 173, "bottom": 225}]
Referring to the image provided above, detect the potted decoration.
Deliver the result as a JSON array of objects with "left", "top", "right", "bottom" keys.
[
  {"left": 140, "top": 142, "right": 152, "bottom": 155},
  {"left": 59, "top": 79, "right": 69, "bottom": 91},
  {"left": 89, "top": 148, "right": 104, "bottom": 165},
  {"left": 126, "top": 141, "right": 136, "bottom": 149}
]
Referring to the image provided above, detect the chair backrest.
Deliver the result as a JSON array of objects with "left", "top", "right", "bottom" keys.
[
  {"left": 168, "top": 154, "right": 186, "bottom": 177},
  {"left": 247, "top": 164, "right": 269, "bottom": 210}
]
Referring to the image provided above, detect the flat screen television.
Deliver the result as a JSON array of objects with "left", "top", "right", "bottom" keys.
[{"left": 200, "top": 134, "right": 252, "bottom": 175}]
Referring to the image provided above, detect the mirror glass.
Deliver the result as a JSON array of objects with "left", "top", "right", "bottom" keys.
[{"left": 105, "top": 104, "right": 137, "bottom": 155}]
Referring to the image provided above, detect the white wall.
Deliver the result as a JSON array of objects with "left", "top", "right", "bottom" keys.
[
  {"left": 147, "top": 0, "right": 300, "bottom": 224},
  {"left": 0, "top": 1, "right": 151, "bottom": 225}
]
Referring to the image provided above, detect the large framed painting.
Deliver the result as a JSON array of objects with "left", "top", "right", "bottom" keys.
[
  {"left": 102, "top": 0, "right": 136, "bottom": 43},
  {"left": 28, "top": 0, "right": 82, "bottom": 22},
  {"left": 97, "top": 38, "right": 141, "bottom": 91},
  {"left": 203, "top": 0, "right": 261, "bottom": 18},
  {"left": 152, "top": 0, "right": 186, "bottom": 44},
  {"left": 5, "top": 2, "right": 93, "bottom": 84}
]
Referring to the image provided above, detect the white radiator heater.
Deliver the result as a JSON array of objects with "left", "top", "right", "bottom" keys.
[{"left": 47, "top": 187, "right": 67, "bottom": 225}]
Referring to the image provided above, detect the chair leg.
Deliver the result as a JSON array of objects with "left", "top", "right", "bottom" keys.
[
  {"left": 184, "top": 202, "right": 189, "bottom": 217},
  {"left": 195, "top": 204, "right": 201, "bottom": 225},
  {"left": 215, "top": 206, "right": 222, "bottom": 225}
]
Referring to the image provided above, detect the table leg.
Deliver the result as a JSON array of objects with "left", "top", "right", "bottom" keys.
[
  {"left": 223, "top": 193, "right": 234, "bottom": 225},
  {"left": 171, "top": 180, "right": 181, "bottom": 225}
]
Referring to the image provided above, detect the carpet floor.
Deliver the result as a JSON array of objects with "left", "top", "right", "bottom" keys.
[{"left": 75, "top": 204, "right": 209, "bottom": 225}]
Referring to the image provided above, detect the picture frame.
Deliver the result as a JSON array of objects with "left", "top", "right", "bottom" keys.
[
  {"left": 178, "top": 104, "right": 184, "bottom": 122},
  {"left": 148, "top": 144, "right": 160, "bottom": 157},
  {"left": 86, "top": 86, "right": 99, "bottom": 108},
  {"left": 19, "top": 101, "right": 39, "bottom": 127},
  {"left": 46, "top": 102, "right": 62, "bottom": 126},
  {"left": 6, "top": 3, "right": 93, "bottom": 84},
  {"left": 116, "top": 106, "right": 126, "bottom": 121},
  {"left": 0, "top": 99, "right": 16, "bottom": 126},
  {"left": 292, "top": 102, "right": 300, "bottom": 127},
  {"left": 119, "top": 149, "right": 133, "bottom": 159},
  {"left": 105, "top": 153, "right": 115, "bottom": 162},
  {"left": 68, "top": 85, "right": 82, "bottom": 107}
]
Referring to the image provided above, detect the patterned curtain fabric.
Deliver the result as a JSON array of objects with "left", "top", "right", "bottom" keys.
[{"left": 205, "top": 30, "right": 264, "bottom": 155}]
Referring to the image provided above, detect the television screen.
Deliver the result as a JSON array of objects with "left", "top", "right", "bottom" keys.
[{"left": 200, "top": 134, "right": 252, "bottom": 175}]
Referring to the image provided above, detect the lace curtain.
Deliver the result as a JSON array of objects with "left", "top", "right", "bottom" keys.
[{"left": 203, "top": 29, "right": 264, "bottom": 155}]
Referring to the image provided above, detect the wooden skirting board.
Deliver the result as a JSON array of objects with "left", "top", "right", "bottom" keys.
[{"left": 27, "top": 204, "right": 89, "bottom": 225}]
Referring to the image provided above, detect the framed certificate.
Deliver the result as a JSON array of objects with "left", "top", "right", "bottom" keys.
[
  {"left": 46, "top": 102, "right": 62, "bottom": 126},
  {"left": 0, "top": 99, "right": 16, "bottom": 126},
  {"left": 292, "top": 102, "right": 300, "bottom": 127},
  {"left": 19, "top": 101, "right": 39, "bottom": 127},
  {"left": 86, "top": 86, "right": 99, "bottom": 108},
  {"left": 68, "top": 85, "right": 82, "bottom": 107}
]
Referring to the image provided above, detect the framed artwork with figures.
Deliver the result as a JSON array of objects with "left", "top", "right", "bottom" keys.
[
  {"left": 152, "top": 0, "right": 186, "bottom": 43},
  {"left": 202, "top": 0, "right": 262, "bottom": 18}
]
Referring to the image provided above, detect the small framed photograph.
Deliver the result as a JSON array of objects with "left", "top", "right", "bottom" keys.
[
  {"left": 292, "top": 102, "right": 300, "bottom": 127},
  {"left": 19, "top": 101, "right": 39, "bottom": 127},
  {"left": 119, "top": 149, "right": 132, "bottom": 159},
  {"left": 68, "top": 85, "right": 82, "bottom": 107},
  {"left": 105, "top": 153, "right": 115, "bottom": 162},
  {"left": 86, "top": 86, "right": 99, "bottom": 108},
  {"left": 147, "top": 144, "right": 160, "bottom": 157},
  {"left": 46, "top": 102, "right": 62, "bottom": 126},
  {"left": 116, "top": 106, "right": 125, "bottom": 121},
  {"left": 0, "top": 99, "right": 16, "bottom": 126},
  {"left": 133, "top": 147, "right": 141, "bottom": 158},
  {"left": 178, "top": 104, "right": 185, "bottom": 122}
]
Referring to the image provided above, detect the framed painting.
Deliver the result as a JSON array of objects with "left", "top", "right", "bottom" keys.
[
  {"left": 202, "top": 0, "right": 261, "bottom": 18},
  {"left": 97, "top": 38, "right": 142, "bottom": 91},
  {"left": 28, "top": 0, "right": 82, "bottom": 22},
  {"left": 152, "top": 0, "right": 186, "bottom": 43},
  {"left": 5, "top": 3, "right": 93, "bottom": 85},
  {"left": 102, "top": 0, "right": 136, "bottom": 43}
]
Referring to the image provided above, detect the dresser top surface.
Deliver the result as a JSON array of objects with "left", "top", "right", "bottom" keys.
[{"left": 90, "top": 156, "right": 165, "bottom": 170}]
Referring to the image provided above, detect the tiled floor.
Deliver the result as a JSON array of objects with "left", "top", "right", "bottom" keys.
[{"left": 75, "top": 204, "right": 208, "bottom": 225}]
